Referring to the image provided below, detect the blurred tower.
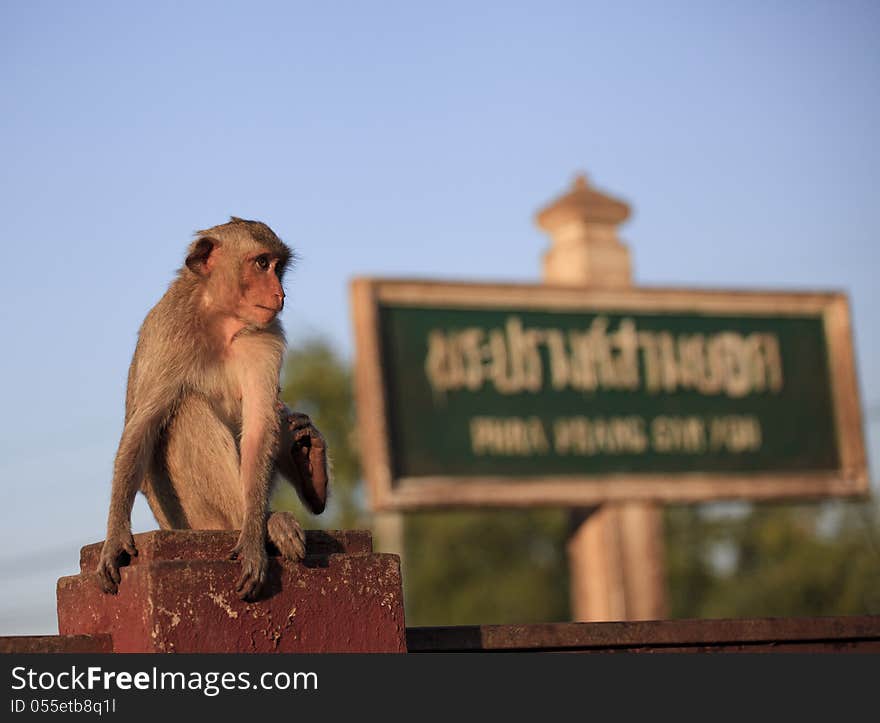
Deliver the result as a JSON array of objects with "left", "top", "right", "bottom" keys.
[
  {"left": 537, "top": 173, "right": 667, "bottom": 621},
  {"left": 539, "top": 173, "right": 633, "bottom": 287}
]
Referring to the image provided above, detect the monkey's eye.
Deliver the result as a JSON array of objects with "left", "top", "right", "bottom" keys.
[{"left": 255, "top": 255, "right": 271, "bottom": 271}]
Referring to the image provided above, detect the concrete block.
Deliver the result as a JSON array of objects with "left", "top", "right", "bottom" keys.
[{"left": 57, "top": 530, "right": 405, "bottom": 653}]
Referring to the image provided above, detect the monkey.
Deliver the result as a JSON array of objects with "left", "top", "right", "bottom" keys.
[{"left": 96, "top": 217, "right": 329, "bottom": 600}]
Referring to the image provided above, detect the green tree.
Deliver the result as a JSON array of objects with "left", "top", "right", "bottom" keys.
[
  {"left": 665, "top": 505, "right": 720, "bottom": 618},
  {"left": 404, "top": 509, "right": 570, "bottom": 626},
  {"left": 665, "top": 501, "right": 880, "bottom": 619}
]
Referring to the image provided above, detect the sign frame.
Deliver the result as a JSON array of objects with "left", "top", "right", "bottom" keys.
[{"left": 351, "top": 277, "right": 869, "bottom": 511}]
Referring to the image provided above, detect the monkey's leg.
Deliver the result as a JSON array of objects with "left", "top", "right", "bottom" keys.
[
  {"left": 141, "top": 459, "right": 190, "bottom": 530},
  {"left": 161, "top": 394, "right": 245, "bottom": 530}
]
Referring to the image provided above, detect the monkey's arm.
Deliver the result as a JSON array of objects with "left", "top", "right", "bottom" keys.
[
  {"left": 96, "top": 399, "right": 169, "bottom": 593},
  {"left": 230, "top": 364, "right": 281, "bottom": 600},
  {"left": 275, "top": 403, "right": 329, "bottom": 515}
]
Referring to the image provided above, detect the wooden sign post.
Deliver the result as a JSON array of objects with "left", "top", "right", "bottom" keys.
[
  {"left": 351, "top": 174, "right": 868, "bottom": 622},
  {"left": 539, "top": 174, "right": 664, "bottom": 622}
]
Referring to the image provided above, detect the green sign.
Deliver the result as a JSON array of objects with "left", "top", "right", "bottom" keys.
[{"left": 352, "top": 280, "right": 867, "bottom": 510}]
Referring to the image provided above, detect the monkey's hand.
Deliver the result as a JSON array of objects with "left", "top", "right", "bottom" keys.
[
  {"left": 277, "top": 405, "right": 329, "bottom": 515},
  {"left": 96, "top": 529, "right": 138, "bottom": 594},
  {"left": 229, "top": 531, "right": 268, "bottom": 601},
  {"left": 268, "top": 511, "right": 307, "bottom": 561}
]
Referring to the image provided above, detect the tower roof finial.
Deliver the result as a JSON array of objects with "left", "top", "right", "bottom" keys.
[{"left": 535, "top": 171, "right": 630, "bottom": 231}]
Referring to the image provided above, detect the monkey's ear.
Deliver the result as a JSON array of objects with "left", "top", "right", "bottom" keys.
[{"left": 185, "top": 237, "right": 217, "bottom": 276}]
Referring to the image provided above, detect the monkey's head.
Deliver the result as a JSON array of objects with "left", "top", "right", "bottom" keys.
[{"left": 185, "top": 217, "right": 292, "bottom": 328}]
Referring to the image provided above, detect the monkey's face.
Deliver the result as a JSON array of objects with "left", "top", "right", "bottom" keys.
[
  {"left": 235, "top": 250, "right": 287, "bottom": 327},
  {"left": 187, "top": 220, "right": 292, "bottom": 331}
]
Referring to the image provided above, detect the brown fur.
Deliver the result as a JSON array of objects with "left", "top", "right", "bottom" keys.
[{"left": 97, "top": 218, "right": 327, "bottom": 600}]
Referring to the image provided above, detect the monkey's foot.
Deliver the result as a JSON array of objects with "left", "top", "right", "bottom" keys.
[{"left": 267, "top": 511, "right": 306, "bottom": 561}]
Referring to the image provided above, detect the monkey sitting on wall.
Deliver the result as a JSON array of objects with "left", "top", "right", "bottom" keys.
[{"left": 97, "top": 217, "right": 329, "bottom": 600}]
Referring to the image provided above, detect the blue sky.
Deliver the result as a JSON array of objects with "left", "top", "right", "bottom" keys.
[{"left": 1, "top": 1, "right": 878, "bottom": 634}]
